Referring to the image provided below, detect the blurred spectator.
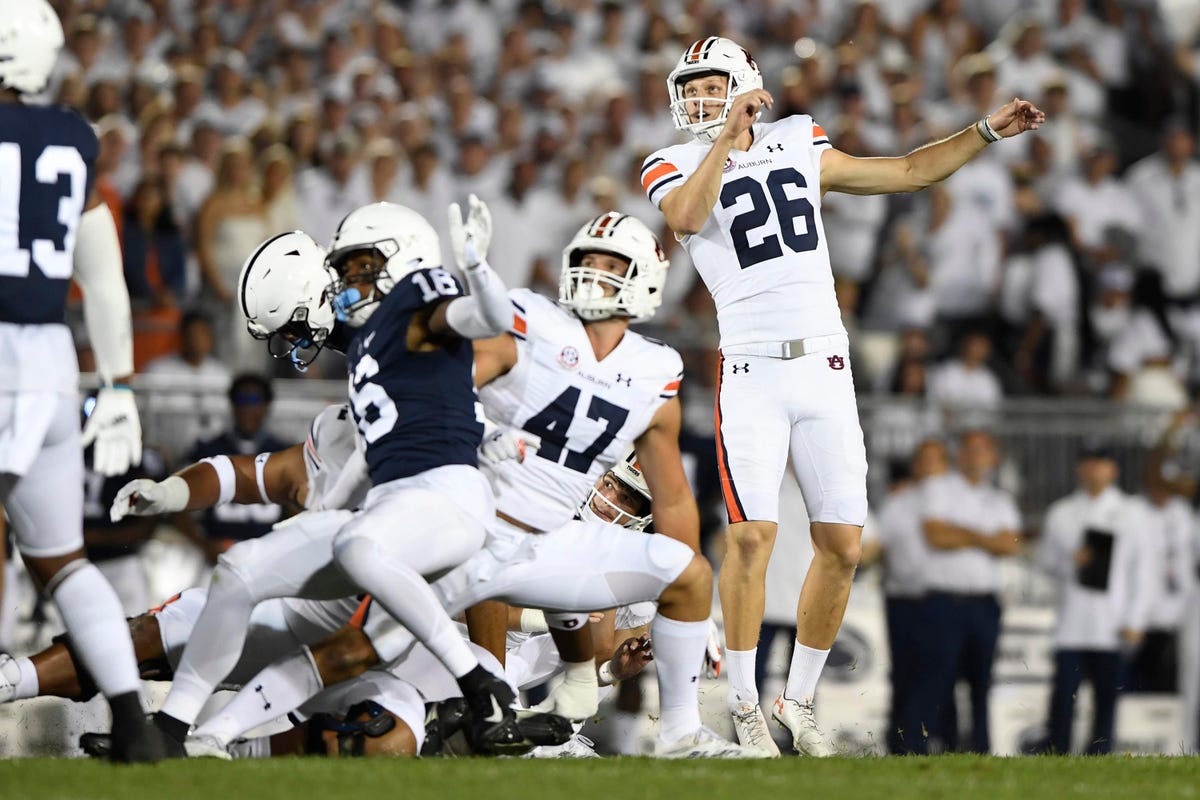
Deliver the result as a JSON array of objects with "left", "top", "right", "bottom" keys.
[
  {"left": 877, "top": 440, "right": 948, "bottom": 754},
  {"left": 1052, "top": 134, "right": 1140, "bottom": 269},
  {"left": 141, "top": 312, "right": 232, "bottom": 466},
  {"left": 173, "top": 374, "right": 287, "bottom": 565},
  {"left": 260, "top": 144, "right": 302, "bottom": 233},
  {"left": 123, "top": 176, "right": 187, "bottom": 303},
  {"left": 1107, "top": 271, "right": 1188, "bottom": 407},
  {"left": 927, "top": 330, "right": 1004, "bottom": 413},
  {"left": 296, "top": 132, "right": 372, "bottom": 244},
  {"left": 914, "top": 429, "right": 1021, "bottom": 754},
  {"left": 1033, "top": 444, "right": 1147, "bottom": 754},
  {"left": 1127, "top": 121, "right": 1200, "bottom": 307},
  {"left": 1127, "top": 463, "right": 1197, "bottom": 693}
]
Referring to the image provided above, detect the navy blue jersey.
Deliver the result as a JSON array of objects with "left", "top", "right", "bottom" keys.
[
  {"left": 0, "top": 104, "right": 99, "bottom": 324},
  {"left": 345, "top": 268, "right": 483, "bottom": 485},
  {"left": 83, "top": 447, "right": 167, "bottom": 562},
  {"left": 187, "top": 430, "right": 288, "bottom": 543}
]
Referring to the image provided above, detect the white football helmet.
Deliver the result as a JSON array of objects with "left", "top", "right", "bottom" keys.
[
  {"left": 0, "top": 0, "right": 64, "bottom": 95},
  {"left": 326, "top": 202, "right": 442, "bottom": 327},
  {"left": 580, "top": 447, "right": 653, "bottom": 532},
  {"left": 237, "top": 231, "right": 338, "bottom": 371},
  {"left": 667, "top": 36, "right": 764, "bottom": 143},
  {"left": 558, "top": 212, "right": 669, "bottom": 322}
]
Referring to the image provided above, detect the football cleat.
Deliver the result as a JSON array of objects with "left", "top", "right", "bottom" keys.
[
  {"left": 730, "top": 702, "right": 780, "bottom": 757},
  {"left": 184, "top": 733, "right": 233, "bottom": 760},
  {"left": 654, "top": 725, "right": 771, "bottom": 759},
  {"left": 91, "top": 722, "right": 185, "bottom": 762},
  {"left": 422, "top": 698, "right": 573, "bottom": 757},
  {"left": 527, "top": 733, "right": 600, "bottom": 759},
  {"left": 80, "top": 732, "right": 114, "bottom": 760},
  {"left": 460, "top": 671, "right": 529, "bottom": 756},
  {"left": 772, "top": 693, "right": 835, "bottom": 757}
]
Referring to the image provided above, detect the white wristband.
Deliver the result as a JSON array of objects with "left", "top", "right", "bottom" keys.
[
  {"left": 597, "top": 660, "right": 616, "bottom": 687},
  {"left": 254, "top": 452, "right": 272, "bottom": 504},
  {"left": 976, "top": 115, "right": 1001, "bottom": 144},
  {"left": 200, "top": 455, "right": 236, "bottom": 506},
  {"left": 158, "top": 475, "right": 190, "bottom": 513}
]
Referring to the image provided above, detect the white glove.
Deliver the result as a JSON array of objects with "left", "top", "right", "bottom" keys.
[
  {"left": 479, "top": 428, "right": 541, "bottom": 466},
  {"left": 109, "top": 475, "right": 189, "bottom": 522},
  {"left": 703, "top": 619, "right": 723, "bottom": 679},
  {"left": 448, "top": 193, "right": 492, "bottom": 270},
  {"left": 532, "top": 661, "right": 598, "bottom": 722},
  {"left": 82, "top": 387, "right": 143, "bottom": 477}
]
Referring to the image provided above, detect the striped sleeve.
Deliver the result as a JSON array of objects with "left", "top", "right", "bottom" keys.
[
  {"left": 509, "top": 297, "right": 527, "bottom": 340},
  {"left": 641, "top": 154, "right": 685, "bottom": 209},
  {"left": 811, "top": 119, "right": 832, "bottom": 151},
  {"left": 659, "top": 369, "right": 684, "bottom": 399}
]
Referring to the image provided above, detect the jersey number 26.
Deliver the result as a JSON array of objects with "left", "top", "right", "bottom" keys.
[{"left": 720, "top": 167, "right": 818, "bottom": 270}]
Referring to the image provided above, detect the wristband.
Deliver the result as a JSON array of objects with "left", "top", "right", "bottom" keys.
[
  {"left": 254, "top": 452, "right": 272, "bottom": 504},
  {"left": 158, "top": 475, "right": 190, "bottom": 512},
  {"left": 976, "top": 115, "right": 1001, "bottom": 144},
  {"left": 200, "top": 455, "right": 237, "bottom": 506},
  {"left": 597, "top": 660, "right": 616, "bottom": 687}
]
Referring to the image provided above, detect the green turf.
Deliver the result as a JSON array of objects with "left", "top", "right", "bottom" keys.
[{"left": 2, "top": 756, "right": 1198, "bottom": 800}]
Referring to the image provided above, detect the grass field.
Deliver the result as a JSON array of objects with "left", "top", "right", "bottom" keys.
[{"left": 2, "top": 756, "right": 1197, "bottom": 800}]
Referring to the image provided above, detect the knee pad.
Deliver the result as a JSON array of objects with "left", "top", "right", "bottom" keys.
[
  {"left": 647, "top": 534, "right": 696, "bottom": 583},
  {"left": 808, "top": 490, "right": 868, "bottom": 528}
]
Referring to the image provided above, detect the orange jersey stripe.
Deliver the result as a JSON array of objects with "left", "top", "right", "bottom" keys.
[
  {"left": 662, "top": 379, "right": 681, "bottom": 393},
  {"left": 513, "top": 314, "right": 527, "bottom": 335},
  {"left": 813, "top": 124, "right": 827, "bottom": 139},
  {"left": 713, "top": 357, "right": 746, "bottom": 524},
  {"left": 641, "top": 162, "right": 677, "bottom": 193}
]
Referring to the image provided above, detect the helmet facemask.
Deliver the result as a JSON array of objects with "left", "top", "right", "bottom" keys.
[
  {"left": 580, "top": 470, "right": 653, "bottom": 532},
  {"left": 667, "top": 37, "right": 764, "bottom": 144},
  {"left": 327, "top": 246, "right": 399, "bottom": 328},
  {"left": 558, "top": 213, "right": 668, "bottom": 322},
  {"left": 249, "top": 305, "right": 332, "bottom": 371}
]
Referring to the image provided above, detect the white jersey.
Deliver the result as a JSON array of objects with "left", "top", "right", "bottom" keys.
[
  {"left": 643, "top": 115, "right": 844, "bottom": 347},
  {"left": 300, "top": 403, "right": 363, "bottom": 511},
  {"left": 479, "top": 289, "right": 683, "bottom": 531}
]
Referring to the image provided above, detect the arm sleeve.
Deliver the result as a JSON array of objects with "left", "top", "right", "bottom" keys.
[
  {"left": 444, "top": 258, "right": 513, "bottom": 339},
  {"left": 74, "top": 203, "right": 134, "bottom": 382}
]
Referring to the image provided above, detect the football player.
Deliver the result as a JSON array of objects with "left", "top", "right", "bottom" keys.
[
  {"left": 644, "top": 36, "right": 1045, "bottom": 755},
  {"left": 150, "top": 201, "right": 525, "bottom": 754},
  {"left": 0, "top": 0, "right": 171, "bottom": 761}
]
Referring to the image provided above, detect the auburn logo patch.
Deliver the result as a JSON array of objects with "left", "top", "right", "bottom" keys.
[{"left": 827, "top": 355, "right": 845, "bottom": 371}]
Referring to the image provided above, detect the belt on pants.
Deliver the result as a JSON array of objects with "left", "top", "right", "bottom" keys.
[{"left": 720, "top": 334, "right": 846, "bottom": 360}]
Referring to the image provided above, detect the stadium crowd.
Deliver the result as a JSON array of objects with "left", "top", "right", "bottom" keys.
[{"left": 4, "top": 0, "right": 1200, "bottom": 757}]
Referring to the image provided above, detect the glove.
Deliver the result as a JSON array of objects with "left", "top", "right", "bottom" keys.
[
  {"left": 532, "top": 661, "right": 598, "bottom": 722},
  {"left": 109, "top": 475, "right": 189, "bottom": 522},
  {"left": 448, "top": 193, "right": 492, "bottom": 270},
  {"left": 479, "top": 428, "right": 541, "bottom": 466},
  {"left": 81, "top": 387, "right": 143, "bottom": 477},
  {"left": 703, "top": 619, "right": 723, "bottom": 679}
]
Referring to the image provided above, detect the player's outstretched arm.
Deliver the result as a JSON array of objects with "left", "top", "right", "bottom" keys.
[
  {"left": 635, "top": 398, "right": 701, "bottom": 552},
  {"left": 109, "top": 443, "right": 307, "bottom": 521},
  {"left": 659, "top": 90, "right": 775, "bottom": 236},
  {"left": 431, "top": 194, "right": 512, "bottom": 339},
  {"left": 821, "top": 97, "right": 1045, "bottom": 196},
  {"left": 74, "top": 191, "right": 142, "bottom": 476}
]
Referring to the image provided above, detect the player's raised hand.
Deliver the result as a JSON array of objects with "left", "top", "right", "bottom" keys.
[
  {"left": 987, "top": 97, "right": 1046, "bottom": 138},
  {"left": 109, "top": 476, "right": 188, "bottom": 522},
  {"left": 448, "top": 193, "right": 492, "bottom": 271},
  {"left": 720, "top": 89, "right": 773, "bottom": 142},
  {"left": 611, "top": 634, "right": 655, "bottom": 681},
  {"left": 82, "top": 387, "right": 143, "bottom": 477}
]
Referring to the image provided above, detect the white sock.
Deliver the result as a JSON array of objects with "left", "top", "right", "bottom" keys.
[
  {"left": 725, "top": 647, "right": 759, "bottom": 710},
  {"left": 159, "top": 564, "right": 257, "bottom": 726},
  {"left": 228, "top": 736, "right": 272, "bottom": 759},
  {"left": 335, "top": 535, "right": 478, "bottom": 676},
  {"left": 784, "top": 642, "right": 829, "bottom": 705},
  {"left": 193, "top": 647, "right": 323, "bottom": 746},
  {"left": 52, "top": 563, "right": 141, "bottom": 698},
  {"left": 11, "top": 656, "right": 38, "bottom": 700},
  {"left": 651, "top": 615, "right": 708, "bottom": 744}
]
